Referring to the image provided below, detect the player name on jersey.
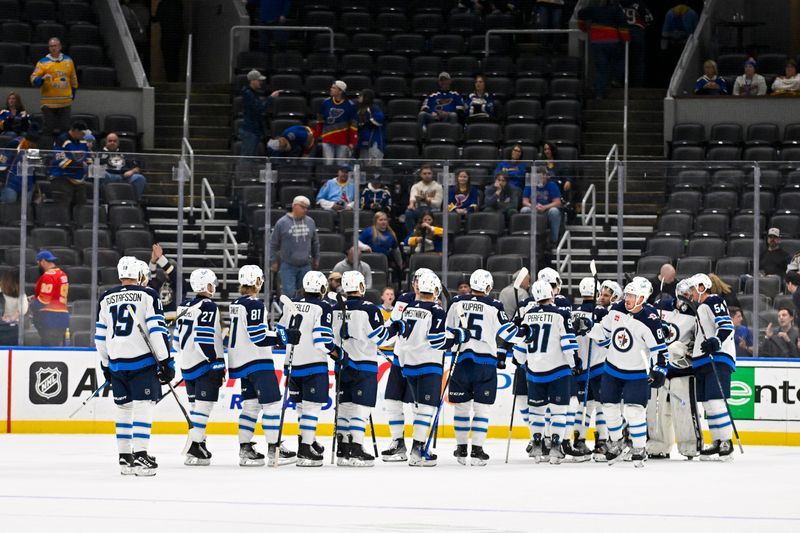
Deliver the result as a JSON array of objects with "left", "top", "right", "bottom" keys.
[{"left": 104, "top": 292, "right": 145, "bottom": 305}]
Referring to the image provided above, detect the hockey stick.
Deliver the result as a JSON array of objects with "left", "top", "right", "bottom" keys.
[
  {"left": 331, "top": 293, "right": 349, "bottom": 464},
  {"left": 687, "top": 375, "right": 704, "bottom": 453},
  {"left": 505, "top": 267, "right": 529, "bottom": 463},
  {"left": 580, "top": 260, "right": 598, "bottom": 430},
  {"left": 174, "top": 301, "right": 204, "bottom": 323},
  {"left": 677, "top": 295, "right": 744, "bottom": 454},
  {"left": 155, "top": 379, "right": 184, "bottom": 405},
  {"left": 69, "top": 380, "right": 109, "bottom": 418},
  {"left": 433, "top": 283, "right": 456, "bottom": 449},
  {"left": 274, "top": 295, "right": 299, "bottom": 468}
]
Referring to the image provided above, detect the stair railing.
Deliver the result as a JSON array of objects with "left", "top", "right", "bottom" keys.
[
  {"left": 604, "top": 144, "right": 619, "bottom": 225},
  {"left": 581, "top": 183, "right": 596, "bottom": 252},
  {"left": 222, "top": 225, "right": 239, "bottom": 298},
  {"left": 200, "top": 177, "right": 215, "bottom": 252},
  {"left": 555, "top": 230, "right": 573, "bottom": 291}
]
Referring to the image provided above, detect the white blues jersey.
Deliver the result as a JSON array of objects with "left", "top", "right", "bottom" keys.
[
  {"left": 394, "top": 300, "right": 458, "bottom": 376},
  {"left": 691, "top": 294, "right": 735, "bottom": 370},
  {"left": 175, "top": 297, "right": 225, "bottom": 380},
  {"left": 446, "top": 294, "right": 519, "bottom": 365},
  {"left": 277, "top": 296, "right": 335, "bottom": 377},
  {"left": 335, "top": 297, "right": 393, "bottom": 372},
  {"left": 572, "top": 302, "right": 608, "bottom": 378},
  {"left": 513, "top": 303, "right": 578, "bottom": 383},
  {"left": 95, "top": 285, "right": 170, "bottom": 371},
  {"left": 593, "top": 302, "right": 667, "bottom": 380},
  {"left": 227, "top": 295, "right": 284, "bottom": 379}
]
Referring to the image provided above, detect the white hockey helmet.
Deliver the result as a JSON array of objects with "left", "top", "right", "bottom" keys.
[
  {"left": 238, "top": 264, "right": 264, "bottom": 287},
  {"left": 469, "top": 269, "right": 494, "bottom": 294},
  {"left": 342, "top": 270, "right": 366, "bottom": 294},
  {"left": 413, "top": 267, "right": 434, "bottom": 281},
  {"left": 117, "top": 256, "right": 141, "bottom": 281},
  {"left": 601, "top": 280, "right": 623, "bottom": 302},
  {"left": 537, "top": 267, "right": 561, "bottom": 287},
  {"left": 689, "top": 273, "right": 712, "bottom": 294},
  {"left": 578, "top": 277, "right": 596, "bottom": 298},
  {"left": 137, "top": 260, "right": 150, "bottom": 285},
  {"left": 531, "top": 280, "right": 554, "bottom": 302},
  {"left": 417, "top": 270, "right": 441, "bottom": 296},
  {"left": 624, "top": 276, "right": 653, "bottom": 300},
  {"left": 302, "top": 270, "right": 328, "bottom": 295},
  {"left": 190, "top": 268, "right": 218, "bottom": 294}
]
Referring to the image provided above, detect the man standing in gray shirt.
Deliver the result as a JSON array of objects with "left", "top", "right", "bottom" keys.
[{"left": 270, "top": 195, "right": 320, "bottom": 297}]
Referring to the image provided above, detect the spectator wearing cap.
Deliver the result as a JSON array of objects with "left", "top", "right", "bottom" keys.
[
  {"left": 316, "top": 164, "right": 355, "bottom": 211},
  {"left": 240, "top": 69, "right": 280, "bottom": 159},
  {"left": 771, "top": 59, "right": 800, "bottom": 96},
  {"left": 456, "top": 278, "right": 471, "bottom": 295},
  {"left": 332, "top": 247, "right": 373, "bottom": 289},
  {"left": 49, "top": 120, "right": 91, "bottom": 209},
  {"left": 31, "top": 249, "right": 70, "bottom": 346},
  {"left": 267, "top": 124, "right": 316, "bottom": 159},
  {"left": 99, "top": 132, "right": 147, "bottom": 201},
  {"left": 315, "top": 80, "right": 357, "bottom": 165},
  {"left": 694, "top": 59, "right": 729, "bottom": 95},
  {"left": 270, "top": 195, "right": 320, "bottom": 298},
  {"left": 761, "top": 228, "right": 790, "bottom": 278},
  {"left": 326, "top": 271, "right": 343, "bottom": 302},
  {"left": 417, "top": 72, "right": 465, "bottom": 135},
  {"left": 0, "top": 131, "right": 39, "bottom": 204},
  {"left": 733, "top": 58, "right": 767, "bottom": 96}
]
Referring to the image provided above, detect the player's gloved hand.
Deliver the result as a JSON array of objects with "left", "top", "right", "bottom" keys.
[
  {"left": 328, "top": 348, "right": 341, "bottom": 362},
  {"left": 572, "top": 354, "right": 583, "bottom": 376},
  {"left": 208, "top": 360, "right": 226, "bottom": 388},
  {"left": 701, "top": 336, "right": 721, "bottom": 355},
  {"left": 447, "top": 327, "right": 471, "bottom": 344},
  {"left": 516, "top": 324, "right": 531, "bottom": 341},
  {"left": 285, "top": 328, "right": 301, "bottom": 345},
  {"left": 649, "top": 365, "right": 667, "bottom": 388},
  {"left": 574, "top": 316, "right": 592, "bottom": 336},
  {"left": 101, "top": 364, "right": 112, "bottom": 383},
  {"left": 388, "top": 319, "right": 405, "bottom": 337},
  {"left": 340, "top": 323, "right": 351, "bottom": 340},
  {"left": 158, "top": 358, "right": 176, "bottom": 384},
  {"left": 497, "top": 357, "right": 507, "bottom": 370}
]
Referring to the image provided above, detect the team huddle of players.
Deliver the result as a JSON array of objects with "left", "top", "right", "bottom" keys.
[{"left": 95, "top": 256, "right": 737, "bottom": 476}]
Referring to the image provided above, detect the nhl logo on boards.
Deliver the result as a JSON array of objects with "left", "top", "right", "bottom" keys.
[{"left": 29, "top": 362, "right": 68, "bottom": 404}]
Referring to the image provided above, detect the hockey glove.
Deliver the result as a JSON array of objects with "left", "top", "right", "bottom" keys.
[
  {"left": 497, "top": 356, "right": 507, "bottom": 370},
  {"left": 447, "top": 326, "right": 471, "bottom": 345},
  {"left": 574, "top": 316, "right": 592, "bottom": 336},
  {"left": 649, "top": 365, "right": 667, "bottom": 389},
  {"left": 340, "top": 323, "right": 351, "bottom": 341},
  {"left": 101, "top": 364, "right": 112, "bottom": 383},
  {"left": 572, "top": 354, "right": 583, "bottom": 376},
  {"left": 328, "top": 348, "right": 341, "bottom": 362},
  {"left": 700, "top": 336, "right": 721, "bottom": 355},
  {"left": 285, "top": 328, "right": 301, "bottom": 345},
  {"left": 388, "top": 319, "right": 406, "bottom": 337},
  {"left": 157, "top": 358, "right": 176, "bottom": 384},
  {"left": 208, "top": 360, "right": 226, "bottom": 388}
]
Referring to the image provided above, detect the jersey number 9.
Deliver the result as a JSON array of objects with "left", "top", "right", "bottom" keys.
[{"left": 110, "top": 304, "right": 135, "bottom": 338}]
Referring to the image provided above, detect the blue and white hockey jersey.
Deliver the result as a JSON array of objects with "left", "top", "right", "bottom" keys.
[
  {"left": 175, "top": 297, "right": 225, "bottom": 380},
  {"left": 513, "top": 303, "right": 579, "bottom": 383},
  {"left": 691, "top": 295, "right": 735, "bottom": 371},
  {"left": 227, "top": 296, "right": 285, "bottom": 379},
  {"left": 334, "top": 296, "right": 393, "bottom": 373},
  {"left": 446, "top": 294, "right": 519, "bottom": 365},
  {"left": 277, "top": 296, "right": 335, "bottom": 377},
  {"left": 572, "top": 302, "right": 608, "bottom": 379},
  {"left": 394, "top": 300, "right": 459, "bottom": 376}
]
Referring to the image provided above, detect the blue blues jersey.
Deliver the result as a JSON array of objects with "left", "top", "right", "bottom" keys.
[{"left": 420, "top": 90, "right": 464, "bottom": 115}]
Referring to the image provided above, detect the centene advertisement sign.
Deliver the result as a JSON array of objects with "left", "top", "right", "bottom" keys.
[{"left": 728, "top": 360, "right": 800, "bottom": 422}]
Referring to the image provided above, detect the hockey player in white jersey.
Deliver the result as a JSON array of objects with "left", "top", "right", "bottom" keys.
[
  {"left": 394, "top": 270, "right": 471, "bottom": 467},
  {"left": 590, "top": 277, "right": 668, "bottom": 467},
  {"left": 512, "top": 280, "right": 580, "bottom": 464},
  {"left": 277, "top": 270, "right": 337, "bottom": 467},
  {"left": 228, "top": 265, "right": 301, "bottom": 466},
  {"left": 95, "top": 256, "right": 173, "bottom": 476},
  {"left": 447, "top": 269, "right": 520, "bottom": 466},
  {"left": 380, "top": 267, "right": 433, "bottom": 462},
  {"left": 687, "top": 273, "right": 736, "bottom": 461},
  {"left": 334, "top": 271, "right": 398, "bottom": 466},
  {"left": 175, "top": 268, "right": 226, "bottom": 466}
]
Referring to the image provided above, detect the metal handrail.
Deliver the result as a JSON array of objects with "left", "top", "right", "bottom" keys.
[
  {"left": 555, "top": 230, "right": 573, "bottom": 289},
  {"left": 200, "top": 177, "right": 215, "bottom": 245},
  {"left": 222, "top": 225, "right": 239, "bottom": 296},
  {"left": 484, "top": 29, "right": 589, "bottom": 80},
  {"left": 581, "top": 183, "right": 596, "bottom": 247},
  {"left": 229, "top": 25, "right": 335, "bottom": 82},
  {"left": 604, "top": 144, "right": 619, "bottom": 224},
  {"left": 181, "top": 136, "right": 194, "bottom": 219}
]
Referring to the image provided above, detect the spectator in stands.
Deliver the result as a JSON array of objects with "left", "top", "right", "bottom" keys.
[
  {"left": 316, "top": 164, "right": 355, "bottom": 211},
  {"left": 99, "top": 133, "right": 147, "bottom": 201},
  {"left": 733, "top": 58, "right": 767, "bottom": 97},
  {"left": 578, "top": 1, "right": 629, "bottom": 99},
  {"left": 494, "top": 144, "right": 529, "bottom": 190},
  {"left": 485, "top": 172, "right": 521, "bottom": 222},
  {"left": 730, "top": 307, "right": 753, "bottom": 357},
  {"left": 148, "top": 243, "right": 179, "bottom": 321},
  {"left": 619, "top": 1, "right": 653, "bottom": 88},
  {"left": 240, "top": 69, "right": 280, "bottom": 159},
  {"left": 417, "top": 72, "right": 465, "bottom": 135},
  {"left": 49, "top": 121, "right": 91, "bottom": 209},
  {"left": 464, "top": 75, "right": 497, "bottom": 122},
  {"left": 542, "top": 141, "right": 574, "bottom": 203},
  {"left": 83, "top": 132, "right": 96, "bottom": 150},
  {"left": 660, "top": 3, "right": 698, "bottom": 85},
  {"left": 153, "top": 0, "right": 185, "bottom": 82},
  {"left": 332, "top": 247, "right": 373, "bottom": 289},
  {"left": 406, "top": 210, "right": 443, "bottom": 254},
  {"left": 787, "top": 250, "right": 800, "bottom": 275},
  {"left": 710, "top": 273, "right": 740, "bottom": 309},
  {"left": 30, "top": 37, "right": 78, "bottom": 138},
  {"left": 267, "top": 124, "right": 316, "bottom": 159},
  {"left": 0, "top": 132, "right": 38, "bottom": 204},
  {"left": 771, "top": 59, "right": 800, "bottom": 96},
  {"left": 316, "top": 81, "right": 357, "bottom": 165},
  {"left": 694, "top": 60, "right": 729, "bottom": 95},
  {"left": 256, "top": 0, "right": 290, "bottom": 51},
  {"left": 787, "top": 272, "right": 800, "bottom": 327},
  {"left": 270, "top": 195, "right": 320, "bottom": 298},
  {"left": 327, "top": 272, "right": 342, "bottom": 298},
  {"left": 355, "top": 89, "right": 385, "bottom": 166},
  {"left": 359, "top": 211, "right": 403, "bottom": 281},
  {"left": 449, "top": 170, "right": 479, "bottom": 215},
  {"left": 648, "top": 263, "right": 677, "bottom": 303},
  {"left": 404, "top": 164, "right": 443, "bottom": 233},
  {"left": 762, "top": 307, "right": 800, "bottom": 357},
  {"left": 361, "top": 180, "right": 392, "bottom": 213},
  {"left": 521, "top": 167, "right": 561, "bottom": 244},
  {"left": 761, "top": 228, "right": 790, "bottom": 278},
  {"left": 457, "top": 278, "right": 471, "bottom": 296},
  {"left": 379, "top": 286, "right": 395, "bottom": 321},
  {"left": 534, "top": 0, "right": 565, "bottom": 32},
  {"left": 0, "top": 92, "right": 30, "bottom": 135},
  {"left": 499, "top": 268, "right": 531, "bottom": 317},
  {"left": 0, "top": 268, "right": 27, "bottom": 345},
  {"left": 31, "top": 249, "right": 70, "bottom": 346}
]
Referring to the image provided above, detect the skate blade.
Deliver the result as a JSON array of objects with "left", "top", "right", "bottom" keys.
[
  {"left": 456, "top": 456, "right": 467, "bottom": 466},
  {"left": 296, "top": 458, "right": 323, "bottom": 467},
  {"left": 572, "top": 454, "right": 591, "bottom": 463},
  {"left": 409, "top": 458, "right": 437, "bottom": 467},
  {"left": 346, "top": 459, "right": 375, "bottom": 467},
  {"left": 239, "top": 458, "right": 266, "bottom": 467},
  {"left": 593, "top": 454, "right": 608, "bottom": 463},
  {"left": 532, "top": 455, "right": 543, "bottom": 463},
  {"left": 381, "top": 453, "right": 407, "bottom": 462},
  {"left": 120, "top": 466, "right": 136, "bottom": 476},
  {"left": 336, "top": 457, "right": 351, "bottom": 467},
  {"left": 134, "top": 467, "right": 157, "bottom": 477},
  {"left": 269, "top": 456, "right": 297, "bottom": 467},
  {"left": 469, "top": 458, "right": 487, "bottom": 467},
  {"left": 549, "top": 456, "right": 564, "bottom": 465},
  {"left": 634, "top": 460, "right": 645, "bottom": 468},
  {"left": 184, "top": 457, "right": 211, "bottom": 466},
  {"left": 699, "top": 454, "right": 718, "bottom": 462}
]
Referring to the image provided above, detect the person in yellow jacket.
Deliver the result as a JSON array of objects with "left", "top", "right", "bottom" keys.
[{"left": 30, "top": 37, "right": 78, "bottom": 137}]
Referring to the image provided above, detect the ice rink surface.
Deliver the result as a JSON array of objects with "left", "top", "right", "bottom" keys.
[{"left": 1, "top": 434, "right": 799, "bottom": 533}]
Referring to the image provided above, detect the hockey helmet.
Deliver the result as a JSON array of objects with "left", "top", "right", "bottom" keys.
[
  {"left": 137, "top": 260, "right": 150, "bottom": 285},
  {"left": 413, "top": 267, "right": 434, "bottom": 281},
  {"left": 689, "top": 273, "right": 712, "bottom": 294},
  {"left": 117, "top": 256, "right": 141, "bottom": 281},
  {"left": 624, "top": 276, "right": 652, "bottom": 299},
  {"left": 537, "top": 267, "right": 561, "bottom": 288},
  {"left": 469, "top": 269, "right": 494, "bottom": 294},
  {"left": 655, "top": 294, "right": 675, "bottom": 312},
  {"left": 238, "top": 264, "right": 264, "bottom": 288},
  {"left": 600, "top": 280, "right": 623, "bottom": 302},
  {"left": 417, "top": 270, "right": 441, "bottom": 296},
  {"left": 190, "top": 268, "right": 218, "bottom": 294},
  {"left": 302, "top": 270, "right": 328, "bottom": 295},
  {"left": 530, "top": 280, "right": 554, "bottom": 302},
  {"left": 578, "top": 277, "right": 596, "bottom": 298},
  {"left": 342, "top": 270, "right": 366, "bottom": 294}
]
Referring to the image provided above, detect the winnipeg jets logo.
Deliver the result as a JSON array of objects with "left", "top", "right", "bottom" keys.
[
  {"left": 663, "top": 321, "right": 679, "bottom": 344},
  {"left": 612, "top": 327, "right": 633, "bottom": 352}
]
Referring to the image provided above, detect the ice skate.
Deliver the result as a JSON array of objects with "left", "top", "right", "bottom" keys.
[
  {"left": 572, "top": 438, "right": 593, "bottom": 463},
  {"left": 530, "top": 434, "right": 544, "bottom": 463},
  {"left": 469, "top": 446, "right": 489, "bottom": 466},
  {"left": 381, "top": 438, "right": 408, "bottom": 462},
  {"left": 133, "top": 451, "right": 157, "bottom": 476},
  {"left": 296, "top": 443, "right": 324, "bottom": 467},
  {"left": 336, "top": 434, "right": 351, "bottom": 466},
  {"left": 605, "top": 438, "right": 629, "bottom": 465},
  {"left": 549, "top": 436, "right": 565, "bottom": 465},
  {"left": 268, "top": 442, "right": 297, "bottom": 466},
  {"left": 700, "top": 439, "right": 734, "bottom": 462},
  {"left": 239, "top": 442, "right": 265, "bottom": 467},
  {"left": 454, "top": 444, "right": 468, "bottom": 465},
  {"left": 632, "top": 448, "right": 647, "bottom": 468},
  {"left": 346, "top": 443, "right": 375, "bottom": 467},
  {"left": 184, "top": 441, "right": 212, "bottom": 466},
  {"left": 593, "top": 439, "right": 608, "bottom": 463},
  {"left": 119, "top": 453, "right": 135, "bottom": 476},
  {"left": 409, "top": 440, "right": 437, "bottom": 467}
]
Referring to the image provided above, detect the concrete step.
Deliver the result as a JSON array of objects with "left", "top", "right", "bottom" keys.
[
  {"left": 157, "top": 137, "right": 232, "bottom": 151},
  {"left": 158, "top": 125, "right": 233, "bottom": 138}
]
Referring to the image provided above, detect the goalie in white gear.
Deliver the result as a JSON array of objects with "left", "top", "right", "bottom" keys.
[
  {"left": 229, "top": 265, "right": 300, "bottom": 466},
  {"left": 95, "top": 256, "right": 173, "bottom": 476}
]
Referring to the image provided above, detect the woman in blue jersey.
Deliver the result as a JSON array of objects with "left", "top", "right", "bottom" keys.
[
  {"left": 355, "top": 89, "right": 385, "bottom": 166},
  {"left": 448, "top": 170, "right": 479, "bottom": 214}
]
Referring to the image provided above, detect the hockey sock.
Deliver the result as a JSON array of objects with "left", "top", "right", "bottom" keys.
[
  {"left": 261, "top": 401, "right": 281, "bottom": 444},
  {"left": 385, "top": 399, "right": 405, "bottom": 440},
  {"left": 590, "top": 401, "right": 608, "bottom": 440},
  {"left": 189, "top": 400, "right": 214, "bottom": 443},
  {"left": 115, "top": 402, "right": 134, "bottom": 454},
  {"left": 515, "top": 396, "right": 532, "bottom": 438},
  {"left": 349, "top": 404, "right": 369, "bottom": 446},
  {"left": 529, "top": 403, "right": 546, "bottom": 435},
  {"left": 453, "top": 402, "right": 471, "bottom": 446},
  {"left": 411, "top": 404, "right": 436, "bottom": 443},
  {"left": 624, "top": 404, "right": 647, "bottom": 449},
  {"left": 299, "top": 402, "right": 323, "bottom": 445},
  {"left": 131, "top": 400, "right": 154, "bottom": 453},
  {"left": 544, "top": 406, "right": 552, "bottom": 438},
  {"left": 705, "top": 399, "right": 733, "bottom": 441},
  {"left": 471, "top": 403, "right": 490, "bottom": 447},
  {"left": 337, "top": 402, "right": 352, "bottom": 440},
  {"left": 549, "top": 404, "right": 568, "bottom": 441},
  {"left": 603, "top": 402, "right": 624, "bottom": 442},
  {"left": 238, "top": 399, "right": 260, "bottom": 444},
  {"left": 565, "top": 396, "right": 578, "bottom": 438}
]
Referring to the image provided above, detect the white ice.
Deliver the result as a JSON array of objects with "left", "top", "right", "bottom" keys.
[{"left": 1, "top": 434, "right": 799, "bottom": 533}]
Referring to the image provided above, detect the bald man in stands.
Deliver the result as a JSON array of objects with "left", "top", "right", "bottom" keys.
[{"left": 649, "top": 263, "right": 677, "bottom": 303}]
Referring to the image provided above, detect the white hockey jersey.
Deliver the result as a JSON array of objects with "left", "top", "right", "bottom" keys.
[
  {"left": 513, "top": 303, "right": 578, "bottom": 383},
  {"left": 227, "top": 295, "right": 285, "bottom": 379},
  {"left": 277, "top": 296, "right": 335, "bottom": 377},
  {"left": 333, "top": 296, "right": 393, "bottom": 372},
  {"left": 394, "top": 300, "right": 459, "bottom": 376},
  {"left": 446, "top": 294, "right": 519, "bottom": 365},
  {"left": 572, "top": 302, "right": 608, "bottom": 378},
  {"left": 175, "top": 296, "right": 225, "bottom": 380},
  {"left": 691, "top": 294, "right": 736, "bottom": 371},
  {"left": 95, "top": 285, "right": 170, "bottom": 371}
]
